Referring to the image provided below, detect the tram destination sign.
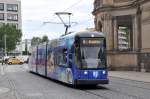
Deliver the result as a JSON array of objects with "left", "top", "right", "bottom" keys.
[{"left": 81, "top": 38, "right": 104, "bottom": 45}]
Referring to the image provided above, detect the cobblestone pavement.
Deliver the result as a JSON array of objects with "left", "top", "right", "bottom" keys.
[{"left": 0, "top": 64, "right": 150, "bottom": 99}]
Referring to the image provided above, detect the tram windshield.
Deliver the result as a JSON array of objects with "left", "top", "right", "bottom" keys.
[{"left": 76, "top": 38, "right": 106, "bottom": 69}]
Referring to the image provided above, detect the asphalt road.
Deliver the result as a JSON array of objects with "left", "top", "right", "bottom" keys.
[{"left": 1, "top": 64, "right": 150, "bottom": 99}]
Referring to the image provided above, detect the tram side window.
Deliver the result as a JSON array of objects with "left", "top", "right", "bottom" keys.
[
  {"left": 54, "top": 48, "right": 67, "bottom": 67},
  {"left": 58, "top": 48, "right": 67, "bottom": 66},
  {"left": 54, "top": 51, "right": 59, "bottom": 66}
]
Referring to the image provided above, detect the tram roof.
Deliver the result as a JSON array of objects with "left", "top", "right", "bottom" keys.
[
  {"left": 61, "top": 31, "right": 105, "bottom": 39},
  {"left": 37, "top": 31, "right": 105, "bottom": 46}
]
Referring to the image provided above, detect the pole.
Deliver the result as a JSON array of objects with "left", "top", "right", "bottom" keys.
[
  {"left": 137, "top": 3, "right": 142, "bottom": 71},
  {"left": 1, "top": 48, "right": 5, "bottom": 75},
  {"left": 4, "top": 34, "right": 7, "bottom": 56}
]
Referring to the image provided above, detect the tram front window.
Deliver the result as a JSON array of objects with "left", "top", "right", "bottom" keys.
[{"left": 80, "top": 38, "right": 106, "bottom": 69}]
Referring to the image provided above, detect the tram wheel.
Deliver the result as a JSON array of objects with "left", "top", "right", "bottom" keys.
[{"left": 8, "top": 62, "right": 12, "bottom": 65}]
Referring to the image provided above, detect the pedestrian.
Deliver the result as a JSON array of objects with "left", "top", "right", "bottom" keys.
[{"left": 4, "top": 58, "right": 8, "bottom": 64}]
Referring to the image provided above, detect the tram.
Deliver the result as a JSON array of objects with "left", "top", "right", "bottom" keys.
[{"left": 28, "top": 31, "right": 109, "bottom": 85}]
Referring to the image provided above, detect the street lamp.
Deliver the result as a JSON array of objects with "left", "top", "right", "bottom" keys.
[
  {"left": 0, "top": 34, "right": 7, "bottom": 57},
  {"left": 4, "top": 34, "right": 7, "bottom": 56}
]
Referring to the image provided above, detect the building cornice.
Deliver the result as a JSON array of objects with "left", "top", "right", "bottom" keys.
[{"left": 92, "top": 0, "right": 149, "bottom": 15}]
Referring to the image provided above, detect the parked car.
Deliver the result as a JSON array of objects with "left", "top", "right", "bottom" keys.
[
  {"left": 7, "top": 57, "right": 24, "bottom": 65},
  {"left": 17, "top": 55, "right": 29, "bottom": 63}
]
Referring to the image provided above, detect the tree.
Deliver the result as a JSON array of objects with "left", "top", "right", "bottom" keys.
[
  {"left": 0, "top": 24, "right": 22, "bottom": 51},
  {"left": 22, "top": 39, "right": 28, "bottom": 55},
  {"left": 31, "top": 37, "right": 42, "bottom": 46},
  {"left": 41, "top": 35, "right": 49, "bottom": 43},
  {"left": 31, "top": 35, "right": 49, "bottom": 46}
]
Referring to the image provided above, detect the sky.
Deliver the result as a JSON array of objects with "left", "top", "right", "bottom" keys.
[{"left": 21, "top": 0, "right": 94, "bottom": 40}]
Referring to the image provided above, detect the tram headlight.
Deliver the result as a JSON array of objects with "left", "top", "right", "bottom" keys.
[
  {"left": 84, "top": 71, "right": 88, "bottom": 75},
  {"left": 102, "top": 70, "right": 106, "bottom": 75}
]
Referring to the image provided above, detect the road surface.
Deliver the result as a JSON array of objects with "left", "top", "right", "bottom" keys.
[{"left": 0, "top": 64, "right": 150, "bottom": 99}]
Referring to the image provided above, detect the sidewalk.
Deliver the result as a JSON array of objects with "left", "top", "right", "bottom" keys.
[
  {"left": 109, "top": 71, "right": 150, "bottom": 83},
  {"left": 0, "top": 64, "right": 16, "bottom": 99}
]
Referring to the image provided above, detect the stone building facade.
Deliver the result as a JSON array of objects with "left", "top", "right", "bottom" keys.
[
  {"left": 93, "top": 0, "right": 150, "bottom": 72},
  {"left": 0, "top": 0, "right": 21, "bottom": 29}
]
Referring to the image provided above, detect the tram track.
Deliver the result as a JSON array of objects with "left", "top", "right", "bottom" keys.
[
  {"left": 80, "top": 77, "right": 150, "bottom": 99},
  {"left": 83, "top": 90, "right": 109, "bottom": 99},
  {"left": 6, "top": 75, "right": 146, "bottom": 99},
  {"left": 108, "top": 86, "right": 145, "bottom": 99},
  {"left": 78, "top": 83, "right": 147, "bottom": 99},
  {"left": 21, "top": 67, "right": 144, "bottom": 99},
  {"left": 80, "top": 85, "right": 145, "bottom": 99},
  {"left": 21, "top": 65, "right": 109, "bottom": 99},
  {"left": 10, "top": 65, "right": 149, "bottom": 99},
  {"left": 110, "top": 77, "right": 150, "bottom": 91}
]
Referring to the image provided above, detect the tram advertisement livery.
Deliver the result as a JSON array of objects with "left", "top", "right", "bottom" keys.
[{"left": 28, "top": 31, "right": 109, "bottom": 85}]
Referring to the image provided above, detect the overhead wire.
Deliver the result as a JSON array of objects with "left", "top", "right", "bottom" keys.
[
  {"left": 40, "top": 0, "right": 90, "bottom": 31},
  {"left": 45, "top": 0, "right": 84, "bottom": 24},
  {"left": 61, "top": 0, "right": 94, "bottom": 28},
  {"left": 63, "top": 0, "right": 83, "bottom": 12}
]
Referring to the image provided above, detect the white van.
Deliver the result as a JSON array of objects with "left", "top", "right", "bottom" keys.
[{"left": 17, "top": 55, "right": 29, "bottom": 63}]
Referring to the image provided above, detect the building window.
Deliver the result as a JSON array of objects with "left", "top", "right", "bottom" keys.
[
  {"left": 116, "top": 15, "right": 133, "bottom": 51},
  {"left": 7, "top": 14, "right": 18, "bottom": 21},
  {"left": 7, "top": 4, "right": 18, "bottom": 12},
  {"left": 0, "top": 3, "right": 4, "bottom": 11},
  {"left": 0, "top": 13, "right": 4, "bottom": 20},
  {"left": 118, "top": 26, "right": 130, "bottom": 50}
]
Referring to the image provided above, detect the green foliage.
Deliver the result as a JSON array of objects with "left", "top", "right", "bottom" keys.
[
  {"left": 22, "top": 51, "right": 29, "bottom": 55},
  {"left": 23, "top": 39, "right": 28, "bottom": 55},
  {"left": 0, "top": 24, "right": 22, "bottom": 51},
  {"left": 31, "top": 35, "right": 49, "bottom": 46},
  {"left": 31, "top": 37, "right": 42, "bottom": 46},
  {"left": 41, "top": 35, "right": 49, "bottom": 43}
]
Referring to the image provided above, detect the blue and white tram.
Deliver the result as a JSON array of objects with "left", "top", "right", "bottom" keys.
[{"left": 29, "top": 31, "right": 109, "bottom": 85}]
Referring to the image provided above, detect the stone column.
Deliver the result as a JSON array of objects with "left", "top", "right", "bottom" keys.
[
  {"left": 102, "top": 12, "right": 113, "bottom": 51},
  {"left": 136, "top": 4, "right": 142, "bottom": 71},
  {"left": 132, "top": 15, "right": 137, "bottom": 51},
  {"left": 113, "top": 17, "right": 118, "bottom": 50},
  {"left": 101, "top": 12, "right": 113, "bottom": 69}
]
